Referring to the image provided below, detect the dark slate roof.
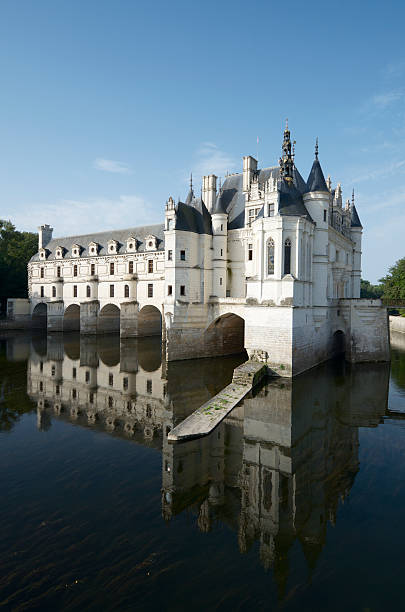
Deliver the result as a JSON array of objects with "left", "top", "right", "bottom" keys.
[
  {"left": 278, "top": 179, "right": 314, "bottom": 222},
  {"left": 174, "top": 199, "right": 212, "bottom": 234},
  {"left": 351, "top": 205, "right": 362, "bottom": 228},
  {"left": 212, "top": 189, "right": 228, "bottom": 214},
  {"left": 30, "top": 223, "right": 165, "bottom": 262},
  {"left": 185, "top": 187, "right": 194, "bottom": 205},
  {"left": 306, "top": 158, "right": 328, "bottom": 192}
]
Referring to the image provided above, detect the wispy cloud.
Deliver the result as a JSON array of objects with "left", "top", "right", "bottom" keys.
[
  {"left": 351, "top": 159, "right": 405, "bottom": 184},
  {"left": 193, "top": 142, "right": 238, "bottom": 179},
  {"left": 371, "top": 91, "right": 403, "bottom": 109},
  {"left": 6, "top": 194, "right": 160, "bottom": 236},
  {"left": 93, "top": 158, "right": 132, "bottom": 174}
]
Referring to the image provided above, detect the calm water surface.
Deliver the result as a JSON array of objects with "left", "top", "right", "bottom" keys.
[{"left": 1, "top": 331, "right": 405, "bottom": 611}]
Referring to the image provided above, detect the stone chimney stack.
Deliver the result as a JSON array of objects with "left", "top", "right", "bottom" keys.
[
  {"left": 202, "top": 174, "right": 217, "bottom": 213},
  {"left": 38, "top": 224, "right": 53, "bottom": 250},
  {"left": 243, "top": 155, "right": 258, "bottom": 192}
]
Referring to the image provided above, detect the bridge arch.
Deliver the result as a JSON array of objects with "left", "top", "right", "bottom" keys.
[
  {"left": 98, "top": 303, "right": 120, "bottom": 333},
  {"left": 32, "top": 303, "right": 47, "bottom": 329},
  {"left": 331, "top": 329, "right": 346, "bottom": 357},
  {"left": 64, "top": 304, "right": 80, "bottom": 332},
  {"left": 204, "top": 312, "right": 246, "bottom": 357},
  {"left": 138, "top": 305, "right": 162, "bottom": 337}
]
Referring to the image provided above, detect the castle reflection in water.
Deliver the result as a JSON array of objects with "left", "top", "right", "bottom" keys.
[{"left": 19, "top": 332, "right": 390, "bottom": 589}]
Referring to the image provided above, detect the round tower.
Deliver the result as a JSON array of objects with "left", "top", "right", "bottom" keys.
[{"left": 211, "top": 189, "right": 228, "bottom": 298}]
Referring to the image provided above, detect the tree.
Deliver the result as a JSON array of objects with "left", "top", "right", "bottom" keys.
[
  {"left": 0, "top": 219, "right": 38, "bottom": 313},
  {"left": 360, "top": 279, "right": 383, "bottom": 299},
  {"left": 379, "top": 258, "right": 405, "bottom": 303}
]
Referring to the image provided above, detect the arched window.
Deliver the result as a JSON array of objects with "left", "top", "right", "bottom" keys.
[
  {"left": 267, "top": 238, "right": 275, "bottom": 275},
  {"left": 284, "top": 239, "right": 291, "bottom": 275},
  {"left": 124, "top": 284, "right": 129, "bottom": 298},
  {"left": 86, "top": 285, "right": 91, "bottom": 298}
]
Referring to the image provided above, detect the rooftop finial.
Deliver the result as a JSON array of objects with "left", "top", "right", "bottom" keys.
[
  {"left": 280, "top": 120, "right": 294, "bottom": 183},
  {"left": 315, "top": 137, "right": 319, "bottom": 160},
  {"left": 190, "top": 172, "right": 193, "bottom": 189},
  {"left": 285, "top": 117, "right": 288, "bottom": 130},
  {"left": 352, "top": 188, "right": 355, "bottom": 207}
]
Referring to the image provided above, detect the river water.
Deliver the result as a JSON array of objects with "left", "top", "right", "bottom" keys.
[{"left": 1, "top": 331, "right": 405, "bottom": 611}]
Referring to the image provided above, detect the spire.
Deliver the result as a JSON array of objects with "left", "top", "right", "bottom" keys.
[
  {"left": 352, "top": 188, "right": 355, "bottom": 208},
  {"left": 306, "top": 138, "right": 328, "bottom": 192},
  {"left": 350, "top": 188, "right": 362, "bottom": 227},
  {"left": 279, "top": 119, "right": 294, "bottom": 183},
  {"left": 185, "top": 172, "right": 194, "bottom": 205}
]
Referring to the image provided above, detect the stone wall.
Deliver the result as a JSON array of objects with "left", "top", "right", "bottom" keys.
[{"left": 390, "top": 315, "right": 405, "bottom": 334}]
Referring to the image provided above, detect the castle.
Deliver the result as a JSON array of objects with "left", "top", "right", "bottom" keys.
[{"left": 17, "top": 124, "right": 389, "bottom": 376}]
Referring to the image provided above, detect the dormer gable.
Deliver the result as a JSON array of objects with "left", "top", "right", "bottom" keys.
[
  {"left": 39, "top": 247, "right": 50, "bottom": 260},
  {"left": 126, "top": 236, "right": 138, "bottom": 252},
  {"left": 88, "top": 241, "right": 100, "bottom": 256},
  {"left": 107, "top": 239, "right": 120, "bottom": 254},
  {"left": 145, "top": 234, "right": 157, "bottom": 251},
  {"left": 55, "top": 245, "right": 66, "bottom": 259},
  {"left": 71, "top": 244, "right": 82, "bottom": 258}
]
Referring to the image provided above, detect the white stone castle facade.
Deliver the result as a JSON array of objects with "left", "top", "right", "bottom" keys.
[{"left": 22, "top": 125, "right": 389, "bottom": 376}]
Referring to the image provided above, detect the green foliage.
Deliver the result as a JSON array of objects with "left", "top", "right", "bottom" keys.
[
  {"left": 360, "top": 279, "right": 383, "bottom": 299},
  {"left": 0, "top": 219, "right": 38, "bottom": 306},
  {"left": 379, "top": 258, "right": 405, "bottom": 303}
]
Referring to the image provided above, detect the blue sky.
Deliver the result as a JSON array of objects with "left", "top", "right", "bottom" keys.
[{"left": 0, "top": 0, "right": 404, "bottom": 282}]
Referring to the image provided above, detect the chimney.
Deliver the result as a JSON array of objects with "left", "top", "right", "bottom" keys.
[
  {"left": 202, "top": 174, "right": 217, "bottom": 213},
  {"left": 243, "top": 156, "right": 257, "bottom": 192},
  {"left": 38, "top": 224, "right": 53, "bottom": 250}
]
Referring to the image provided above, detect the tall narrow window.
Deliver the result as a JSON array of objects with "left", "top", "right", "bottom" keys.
[
  {"left": 180, "top": 285, "right": 185, "bottom": 296},
  {"left": 268, "top": 203, "right": 275, "bottom": 217},
  {"left": 148, "top": 283, "right": 153, "bottom": 297},
  {"left": 148, "top": 260, "right": 153, "bottom": 273},
  {"left": 167, "top": 285, "right": 172, "bottom": 296},
  {"left": 323, "top": 209, "right": 327, "bottom": 222},
  {"left": 248, "top": 244, "right": 253, "bottom": 261},
  {"left": 128, "top": 261, "right": 134, "bottom": 274},
  {"left": 180, "top": 250, "right": 186, "bottom": 261},
  {"left": 85, "top": 371, "right": 90, "bottom": 383},
  {"left": 86, "top": 285, "right": 91, "bottom": 298},
  {"left": 219, "top": 277, "right": 223, "bottom": 286},
  {"left": 267, "top": 238, "right": 275, "bottom": 275},
  {"left": 110, "top": 284, "right": 114, "bottom": 297},
  {"left": 146, "top": 380, "right": 152, "bottom": 394},
  {"left": 57, "top": 266, "right": 61, "bottom": 278},
  {"left": 73, "top": 285, "right": 78, "bottom": 297},
  {"left": 110, "top": 262, "right": 114, "bottom": 275},
  {"left": 124, "top": 284, "right": 129, "bottom": 298},
  {"left": 73, "top": 265, "right": 78, "bottom": 277},
  {"left": 40, "top": 286, "right": 44, "bottom": 297},
  {"left": 72, "top": 367, "right": 76, "bottom": 379},
  {"left": 109, "top": 373, "right": 113, "bottom": 386},
  {"left": 284, "top": 239, "right": 291, "bottom": 275},
  {"left": 52, "top": 286, "right": 56, "bottom": 297},
  {"left": 91, "top": 263, "right": 95, "bottom": 276},
  {"left": 123, "top": 377, "right": 128, "bottom": 391},
  {"left": 168, "top": 250, "right": 172, "bottom": 261},
  {"left": 40, "top": 267, "right": 44, "bottom": 278}
]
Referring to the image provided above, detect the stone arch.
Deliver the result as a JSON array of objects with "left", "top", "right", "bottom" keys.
[
  {"left": 98, "top": 303, "right": 120, "bottom": 333},
  {"left": 64, "top": 304, "right": 80, "bottom": 332},
  {"left": 331, "top": 330, "right": 346, "bottom": 357},
  {"left": 138, "top": 305, "right": 162, "bottom": 337},
  {"left": 204, "top": 313, "right": 246, "bottom": 357},
  {"left": 32, "top": 303, "right": 47, "bottom": 329}
]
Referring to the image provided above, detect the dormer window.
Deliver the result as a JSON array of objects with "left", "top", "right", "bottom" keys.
[
  {"left": 39, "top": 248, "right": 47, "bottom": 260},
  {"left": 55, "top": 246, "right": 65, "bottom": 259},
  {"left": 71, "top": 244, "right": 82, "bottom": 258},
  {"left": 126, "top": 237, "right": 137, "bottom": 252},
  {"left": 145, "top": 234, "right": 157, "bottom": 251},
  {"left": 88, "top": 241, "right": 99, "bottom": 256},
  {"left": 107, "top": 240, "right": 119, "bottom": 254}
]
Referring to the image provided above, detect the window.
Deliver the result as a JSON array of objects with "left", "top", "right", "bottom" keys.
[
  {"left": 73, "top": 285, "right": 78, "bottom": 297},
  {"left": 268, "top": 203, "right": 275, "bottom": 217},
  {"left": 55, "top": 385, "right": 60, "bottom": 395},
  {"left": 72, "top": 367, "right": 76, "bottom": 379},
  {"left": 51, "top": 365, "right": 55, "bottom": 376},
  {"left": 40, "top": 361, "right": 43, "bottom": 373},
  {"left": 124, "top": 284, "right": 129, "bottom": 298},
  {"left": 89, "top": 392, "right": 94, "bottom": 404},
  {"left": 220, "top": 249, "right": 223, "bottom": 256},
  {"left": 57, "top": 266, "right": 61, "bottom": 278},
  {"left": 85, "top": 371, "right": 90, "bottom": 383},
  {"left": 248, "top": 244, "right": 253, "bottom": 261},
  {"left": 168, "top": 285, "right": 172, "bottom": 296},
  {"left": 86, "top": 285, "right": 91, "bottom": 298},
  {"left": 180, "top": 285, "right": 185, "bottom": 296},
  {"left": 72, "top": 388, "right": 77, "bottom": 400},
  {"left": 323, "top": 209, "right": 327, "bottom": 222},
  {"left": 91, "top": 263, "right": 95, "bottom": 276},
  {"left": 148, "top": 283, "right": 153, "bottom": 298},
  {"left": 108, "top": 396, "right": 113, "bottom": 408},
  {"left": 146, "top": 404, "right": 152, "bottom": 417},
  {"left": 110, "top": 285, "right": 114, "bottom": 298},
  {"left": 148, "top": 259, "right": 153, "bottom": 273},
  {"left": 221, "top": 224, "right": 223, "bottom": 231},
  {"left": 73, "top": 265, "right": 78, "bottom": 277},
  {"left": 128, "top": 243, "right": 134, "bottom": 250},
  {"left": 39, "top": 381, "right": 43, "bottom": 392},
  {"left": 220, "top": 277, "right": 223, "bottom": 286},
  {"left": 40, "top": 286, "right": 44, "bottom": 297},
  {"left": 248, "top": 208, "right": 255, "bottom": 225},
  {"left": 52, "top": 286, "right": 56, "bottom": 297},
  {"left": 146, "top": 380, "right": 152, "bottom": 394},
  {"left": 168, "top": 250, "right": 172, "bottom": 261},
  {"left": 180, "top": 250, "right": 186, "bottom": 261},
  {"left": 109, "top": 373, "right": 113, "bottom": 386},
  {"left": 110, "top": 262, "right": 114, "bottom": 275},
  {"left": 128, "top": 261, "right": 133, "bottom": 274},
  {"left": 336, "top": 250, "right": 339, "bottom": 262},
  {"left": 267, "top": 238, "right": 275, "bottom": 275},
  {"left": 284, "top": 239, "right": 291, "bottom": 275},
  {"left": 40, "top": 267, "right": 44, "bottom": 278},
  {"left": 123, "top": 377, "right": 128, "bottom": 390}
]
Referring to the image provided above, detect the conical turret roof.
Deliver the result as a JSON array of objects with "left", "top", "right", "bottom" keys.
[
  {"left": 351, "top": 204, "right": 362, "bottom": 228},
  {"left": 306, "top": 139, "right": 328, "bottom": 192}
]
